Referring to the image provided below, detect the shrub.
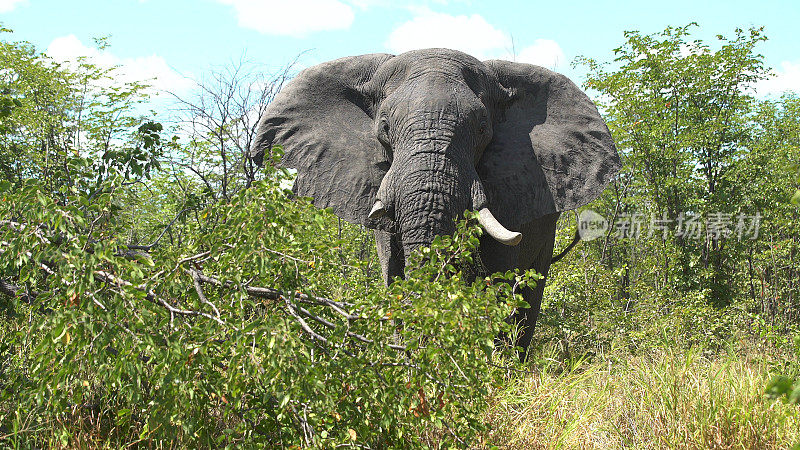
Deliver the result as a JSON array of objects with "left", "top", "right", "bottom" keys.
[{"left": 0, "top": 152, "right": 534, "bottom": 447}]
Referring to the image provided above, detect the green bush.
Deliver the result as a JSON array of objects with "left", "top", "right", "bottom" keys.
[{"left": 0, "top": 152, "right": 536, "bottom": 447}]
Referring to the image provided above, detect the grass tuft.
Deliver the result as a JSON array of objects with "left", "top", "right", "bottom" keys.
[{"left": 484, "top": 344, "right": 800, "bottom": 449}]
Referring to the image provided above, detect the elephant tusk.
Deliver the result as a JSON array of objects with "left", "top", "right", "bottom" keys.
[
  {"left": 477, "top": 208, "right": 522, "bottom": 246},
  {"left": 368, "top": 200, "right": 387, "bottom": 219}
]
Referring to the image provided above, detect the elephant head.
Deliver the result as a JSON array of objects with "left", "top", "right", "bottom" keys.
[{"left": 251, "top": 49, "right": 619, "bottom": 267}]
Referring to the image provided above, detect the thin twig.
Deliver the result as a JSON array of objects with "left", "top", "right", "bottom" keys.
[{"left": 126, "top": 209, "right": 189, "bottom": 251}]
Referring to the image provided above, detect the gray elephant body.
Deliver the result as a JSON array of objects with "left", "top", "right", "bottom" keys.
[
  {"left": 375, "top": 212, "right": 558, "bottom": 352},
  {"left": 251, "top": 49, "right": 620, "bottom": 355}
]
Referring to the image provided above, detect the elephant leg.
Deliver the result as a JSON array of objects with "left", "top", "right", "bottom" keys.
[
  {"left": 374, "top": 230, "right": 405, "bottom": 286},
  {"left": 493, "top": 278, "right": 548, "bottom": 361},
  {"left": 480, "top": 236, "right": 521, "bottom": 353},
  {"left": 485, "top": 213, "right": 558, "bottom": 360},
  {"left": 512, "top": 214, "right": 559, "bottom": 360},
  {"left": 512, "top": 265, "right": 549, "bottom": 360}
]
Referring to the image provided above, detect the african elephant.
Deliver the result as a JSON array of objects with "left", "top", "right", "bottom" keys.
[{"left": 250, "top": 48, "right": 620, "bottom": 357}]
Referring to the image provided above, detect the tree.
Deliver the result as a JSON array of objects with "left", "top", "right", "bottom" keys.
[
  {"left": 168, "top": 56, "right": 295, "bottom": 200},
  {"left": 576, "top": 23, "right": 770, "bottom": 306}
]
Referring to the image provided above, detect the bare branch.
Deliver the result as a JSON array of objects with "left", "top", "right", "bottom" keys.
[
  {"left": 0, "top": 277, "right": 37, "bottom": 303},
  {"left": 191, "top": 271, "right": 405, "bottom": 351},
  {"left": 191, "top": 269, "right": 221, "bottom": 318},
  {"left": 126, "top": 208, "right": 189, "bottom": 251},
  {"left": 94, "top": 270, "right": 230, "bottom": 328}
]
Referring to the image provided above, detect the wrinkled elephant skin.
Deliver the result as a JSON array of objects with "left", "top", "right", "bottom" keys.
[{"left": 250, "top": 49, "right": 620, "bottom": 357}]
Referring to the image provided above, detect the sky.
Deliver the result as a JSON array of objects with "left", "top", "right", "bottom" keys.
[{"left": 1, "top": 0, "right": 799, "bottom": 99}]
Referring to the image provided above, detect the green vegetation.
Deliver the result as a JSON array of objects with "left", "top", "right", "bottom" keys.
[
  {"left": 487, "top": 345, "right": 800, "bottom": 448},
  {"left": 1, "top": 23, "right": 799, "bottom": 448}
]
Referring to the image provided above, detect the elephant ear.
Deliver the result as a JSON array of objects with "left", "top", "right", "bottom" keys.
[
  {"left": 250, "top": 53, "right": 394, "bottom": 229},
  {"left": 479, "top": 60, "right": 620, "bottom": 226}
]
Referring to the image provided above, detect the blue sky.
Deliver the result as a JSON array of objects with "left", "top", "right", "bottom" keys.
[{"left": 1, "top": 0, "right": 798, "bottom": 97}]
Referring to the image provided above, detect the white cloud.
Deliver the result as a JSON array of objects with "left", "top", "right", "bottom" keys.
[
  {"left": 385, "top": 12, "right": 565, "bottom": 69},
  {"left": 216, "top": 0, "right": 354, "bottom": 36},
  {"left": 755, "top": 60, "right": 800, "bottom": 97},
  {"left": 678, "top": 42, "right": 706, "bottom": 58},
  {"left": 0, "top": 0, "right": 26, "bottom": 13},
  {"left": 385, "top": 12, "right": 509, "bottom": 60},
  {"left": 47, "top": 35, "right": 116, "bottom": 68},
  {"left": 46, "top": 35, "right": 194, "bottom": 96},
  {"left": 346, "top": 0, "right": 388, "bottom": 8},
  {"left": 507, "top": 39, "right": 565, "bottom": 70}
]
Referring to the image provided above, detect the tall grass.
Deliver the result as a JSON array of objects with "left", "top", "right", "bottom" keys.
[{"left": 484, "top": 345, "right": 800, "bottom": 449}]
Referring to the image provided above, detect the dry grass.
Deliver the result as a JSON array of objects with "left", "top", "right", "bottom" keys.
[{"left": 484, "top": 346, "right": 800, "bottom": 449}]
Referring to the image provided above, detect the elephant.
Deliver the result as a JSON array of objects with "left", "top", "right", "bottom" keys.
[{"left": 250, "top": 48, "right": 620, "bottom": 358}]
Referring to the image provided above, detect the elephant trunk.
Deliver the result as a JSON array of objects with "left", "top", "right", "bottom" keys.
[
  {"left": 395, "top": 162, "right": 468, "bottom": 256},
  {"left": 388, "top": 160, "right": 520, "bottom": 257}
]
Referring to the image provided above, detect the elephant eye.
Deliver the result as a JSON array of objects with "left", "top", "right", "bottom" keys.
[
  {"left": 379, "top": 117, "right": 390, "bottom": 136},
  {"left": 377, "top": 117, "right": 391, "bottom": 148},
  {"left": 377, "top": 117, "right": 393, "bottom": 162},
  {"left": 478, "top": 118, "right": 488, "bottom": 135}
]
